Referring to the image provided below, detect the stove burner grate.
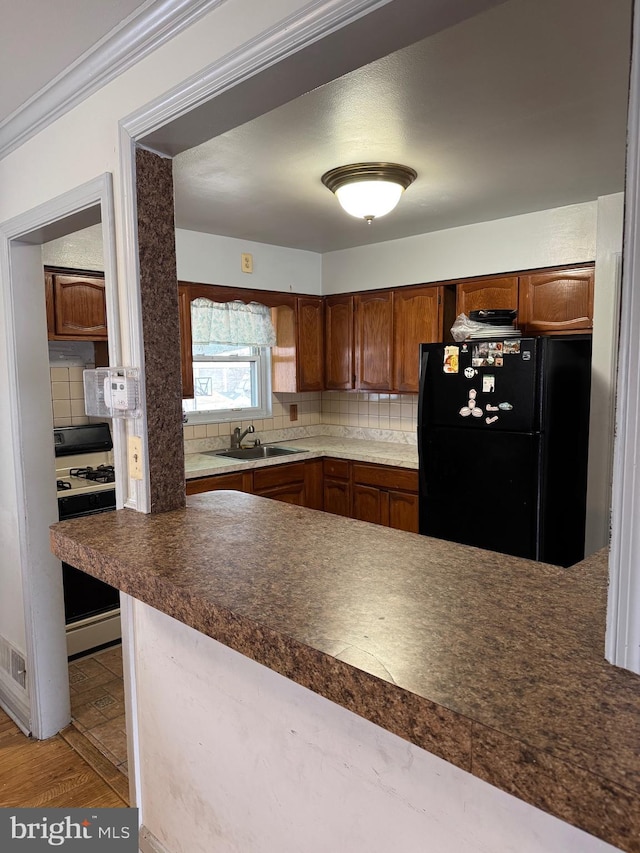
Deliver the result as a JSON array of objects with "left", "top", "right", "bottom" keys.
[
  {"left": 69, "top": 464, "right": 116, "bottom": 484},
  {"left": 57, "top": 479, "right": 72, "bottom": 491}
]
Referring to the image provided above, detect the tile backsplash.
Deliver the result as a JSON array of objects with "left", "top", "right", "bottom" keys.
[
  {"left": 183, "top": 389, "right": 418, "bottom": 451},
  {"left": 50, "top": 364, "right": 91, "bottom": 427}
]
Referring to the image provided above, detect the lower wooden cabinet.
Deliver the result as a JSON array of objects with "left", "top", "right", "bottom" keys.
[
  {"left": 351, "top": 462, "right": 419, "bottom": 533},
  {"left": 322, "top": 458, "right": 351, "bottom": 517},
  {"left": 187, "top": 458, "right": 323, "bottom": 510},
  {"left": 186, "top": 471, "right": 252, "bottom": 495},
  {"left": 186, "top": 457, "right": 419, "bottom": 533},
  {"left": 253, "top": 461, "right": 306, "bottom": 506}
]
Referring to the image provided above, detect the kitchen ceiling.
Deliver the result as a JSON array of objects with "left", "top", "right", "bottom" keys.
[{"left": 172, "top": 0, "right": 632, "bottom": 254}]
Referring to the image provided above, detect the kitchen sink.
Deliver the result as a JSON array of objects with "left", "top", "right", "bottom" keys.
[{"left": 209, "top": 445, "right": 304, "bottom": 460}]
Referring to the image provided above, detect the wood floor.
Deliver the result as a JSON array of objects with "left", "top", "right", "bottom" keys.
[{"left": 0, "top": 707, "right": 128, "bottom": 807}]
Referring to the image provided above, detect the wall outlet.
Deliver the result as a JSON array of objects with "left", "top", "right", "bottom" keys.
[
  {"left": 128, "top": 435, "right": 143, "bottom": 480},
  {"left": 241, "top": 252, "right": 253, "bottom": 273},
  {"left": 289, "top": 404, "right": 298, "bottom": 421}
]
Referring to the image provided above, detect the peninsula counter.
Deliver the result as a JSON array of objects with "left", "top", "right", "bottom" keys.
[{"left": 50, "top": 491, "right": 640, "bottom": 852}]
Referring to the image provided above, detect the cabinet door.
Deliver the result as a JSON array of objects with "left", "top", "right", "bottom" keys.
[
  {"left": 352, "top": 483, "right": 385, "bottom": 525},
  {"left": 388, "top": 490, "right": 419, "bottom": 533},
  {"left": 393, "top": 285, "right": 442, "bottom": 392},
  {"left": 323, "top": 479, "right": 351, "bottom": 517},
  {"left": 255, "top": 482, "right": 306, "bottom": 505},
  {"left": 325, "top": 295, "right": 354, "bottom": 390},
  {"left": 53, "top": 274, "right": 107, "bottom": 338},
  {"left": 296, "top": 297, "right": 324, "bottom": 391},
  {"left": 355, "top": 291, "right": 393, "bottom": 391},
  {"left": 519, "top": 266, "right": 594, "bottom": 334},
  {"left": 179, "top": 284, "right": 195, "bottom": 399},
  {"left": 456, "top": 276, "right": 518, "bottom": 317},
  {"left": 186, "top": 471, "right": 253, "bottom": 495},
  {"left": 304, "top": 459, "right": 324, "bottom": 510}
]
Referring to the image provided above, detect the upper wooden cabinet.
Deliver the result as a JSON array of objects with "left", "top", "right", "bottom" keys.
[
  {"left": 178, "top": 284, "right": 195, "bottom": 399},
  {"left": 455, "top": 276, "right": 519, "bottom": 317},
  {"left": 519, "top": 266, "right": 594, "bottom": 334},
  {"left": 272, "top": 296, "right": 324, "bottom": 393},
  {"left": 46, "top": 269, "right": 107, "bottom": 340},
  {"left": 354, "top": 290, "right": 394, "bottom": 391},
  {"left": 453, "top": 266, "right": 594, "bottom": 335},
  {"left": 325, "top": 295, "right": 354, "bottom": 390},
  {"left": 393, "top": 285, "right": 442, "bottom": 392},
  {"left": 328, "top": 285, "right": 443, "bottom": 394}
]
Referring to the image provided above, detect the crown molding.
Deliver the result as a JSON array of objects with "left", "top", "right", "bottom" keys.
[{"left": 0, "top": 0, "right": 226, "bottom": 160}]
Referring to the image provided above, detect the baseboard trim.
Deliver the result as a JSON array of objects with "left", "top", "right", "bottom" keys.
[
  {"left": 0, "top": 677, "right": 30, "bottom": 736},
  {"left": 139, "top": 825, "right": 173, "bottom": 853}
]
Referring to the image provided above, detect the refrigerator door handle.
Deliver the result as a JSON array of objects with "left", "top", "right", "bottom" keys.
[
  {"left": 417, "top": 348, "right": 429, "bottom": 489},
  {"left": 418, "top": 348, "right": 429, "bottom": 434}
]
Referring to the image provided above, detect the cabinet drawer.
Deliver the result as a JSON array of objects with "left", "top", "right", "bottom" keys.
[
  {"left": 186, "top": 472, "right": 252, "bottom": 495},
  {"left": 351, "top": 463, "right": 418, "bottom": 492},
  {"left": 323, "top": 457, "right": 350, "bottom": 479},
  {"left": 253, "top": 461, "right": 306, "bottom": 491}
]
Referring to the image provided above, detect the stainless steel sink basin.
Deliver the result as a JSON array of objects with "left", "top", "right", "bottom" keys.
[{"left": 209, "top": 445, "right": 303, "bottom": 460}]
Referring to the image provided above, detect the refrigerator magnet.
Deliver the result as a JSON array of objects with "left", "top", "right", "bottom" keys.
[
  {"left": 464, "top": 367, "right": 475, "bottom": 379},
  {"left": 443, "top": 345, "right": 460, "bottom": 374},
  {"left": 486, "top": 415, "right": 499, "bottom": 424},
  {"left": 482, "top": 375, "right": 495, "bottom": 393}
]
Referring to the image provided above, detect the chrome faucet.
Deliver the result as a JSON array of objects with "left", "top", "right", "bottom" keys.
[{"left": 231, "top": 424, "right": 255, "bottom": 449}]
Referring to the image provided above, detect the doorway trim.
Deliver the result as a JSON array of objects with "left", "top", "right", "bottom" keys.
[
  {"left": 607, "top": 1, "right": 640, "bottom": 674},
  {"left": 0, "top": 173, "right": 123, "bottom": 738}
]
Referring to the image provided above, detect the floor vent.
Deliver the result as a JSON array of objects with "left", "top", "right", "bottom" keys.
[{"left": 0, "top": 637, "right": 27, "bottom": 690}]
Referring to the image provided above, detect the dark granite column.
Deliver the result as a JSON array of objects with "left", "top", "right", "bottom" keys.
[{"left": 135, "top": 146, "right": 186, "bottom": 513}]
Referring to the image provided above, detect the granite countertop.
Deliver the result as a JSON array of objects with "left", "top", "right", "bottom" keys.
[
  {"left": 184, "top": 435, "right": 419, "bottom": 479},
  {"left": 50, "top": 492, "right": 640, "bottom": 852}
]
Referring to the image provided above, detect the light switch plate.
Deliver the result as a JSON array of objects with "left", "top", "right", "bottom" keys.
[{"left": 128, "top": 435, "right": 143, "bottom": 480}]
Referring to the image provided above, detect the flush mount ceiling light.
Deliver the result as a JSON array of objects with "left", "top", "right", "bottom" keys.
[{"left": 321, "top": 162, "right": 417, "bottom": 223}]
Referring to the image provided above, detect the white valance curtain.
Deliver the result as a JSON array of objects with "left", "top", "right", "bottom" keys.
[{"left": 191, "top": 298, "right": 277, "bottom": 347}]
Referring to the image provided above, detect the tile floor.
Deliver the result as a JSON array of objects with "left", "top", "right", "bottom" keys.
[{"left": 68, "top": 645, "right": 127, "bottom": 777}]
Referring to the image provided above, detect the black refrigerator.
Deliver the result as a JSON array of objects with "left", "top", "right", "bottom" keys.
[{"left": 417, "top": 335, "right": 592, "bottom": 567}]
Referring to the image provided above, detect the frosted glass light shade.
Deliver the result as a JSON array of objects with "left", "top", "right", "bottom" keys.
[
  {"left": 335, "top": 180, "right": 404, "bottom": 220},
  {"left": 321, "top": 163, "right": 417, "bottom": 223}
]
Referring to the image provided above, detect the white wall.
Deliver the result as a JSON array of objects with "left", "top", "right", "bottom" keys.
[
  {"left": 322, "top": 201, "right": 597, "bottom": 291},
  {"left": 42, "top": 223, "right": 104, "bottom": 271},
  {"left": 176, "top": 229, "right": 322, "bottom": 294},
  {"left": 0, "top": 0, "right": 318, "bottom": 733}
]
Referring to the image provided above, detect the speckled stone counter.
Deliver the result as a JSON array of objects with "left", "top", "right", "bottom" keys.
[
  {"left": 50, "top": 492, "right": 640, "bottom": 851},
  {"left": 185, "top": 435, "right": 419, "bottom": 479}
]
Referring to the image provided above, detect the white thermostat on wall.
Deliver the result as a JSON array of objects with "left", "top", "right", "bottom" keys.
[{"left": 83, "top": 367, "right": 141, "bottom": 419}]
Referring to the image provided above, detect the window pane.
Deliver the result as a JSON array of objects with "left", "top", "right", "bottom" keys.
[{"left": 191, "top": 360, "right": 256, "bottom": 411}]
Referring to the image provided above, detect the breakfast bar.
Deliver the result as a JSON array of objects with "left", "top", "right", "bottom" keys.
[{"left": 50, "top": 491, "right": 640, "bottom": 852}]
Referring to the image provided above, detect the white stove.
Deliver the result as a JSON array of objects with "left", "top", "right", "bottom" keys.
[
  {"left": 56, "top": 451, "right": 115, "bottom": 497},
  {"left": 54, "top": 424, "right": 120, "bottom": 658}
]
